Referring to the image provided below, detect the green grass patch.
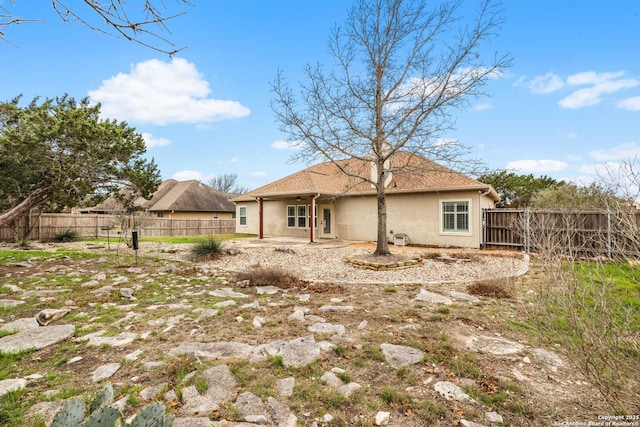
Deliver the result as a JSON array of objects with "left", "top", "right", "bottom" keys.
[{"left": 0, "top": 249, "right": 96, "bottom": 264}]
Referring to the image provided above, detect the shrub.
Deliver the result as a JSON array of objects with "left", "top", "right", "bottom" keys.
[
  {"left": 52, "top": 229, "right": 80, "bottom": 243},
  {"left": 190, "top": 237, "right": 224, "bottom": 261},
  {"left": 467, "top": 279, "right": 512, "bottom": 298},
  {"left": 233, "top": 267, "right": 301, "bottom": 288}
]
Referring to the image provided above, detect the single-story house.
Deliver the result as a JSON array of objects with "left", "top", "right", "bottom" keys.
[
  {"left": 232, "top": 152, "right": 499, "bottom": 249},
  {"left": 136, "top": 179, "right": 236, "bottom": 219},
  {"left": 80, "top": 179, "right": 236, "bottom": 220}
]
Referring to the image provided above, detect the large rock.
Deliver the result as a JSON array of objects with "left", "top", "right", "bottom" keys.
[
  {"left": 415, "top": 289, "right": 453, "bottom": 305},
  {"left": 179, "top": 386, "right": 219, "bottom": 417},
  {"left": 0, "top": 318, "right": 39, "bottom": 333},
  {"left": 0, "top": 378, "right": 27, "bottom": 397},
  {"left": 465, "top": 335, "right": 524, "bottom": 355},
  {"left": 279, "top": 336, "right": 320, "bottom": 368},
  {"left": 434, "top": 381, "right": 475, "bottom": 403},
  {"left": 235, "top": 392, "right": 271, "bottom": 424},
  {"left": 202, "top": 365, "right": 237, "bottom": 405},
  {"left": 36, "top": 308, "right": 71, "bottom": 326},
  {"left": 169, "top": 342, "right": 254, "bottom": 360},
  {"left": 0, "top": 324, "right": 75, "bottom": 354},
  {"left": 380, "top": 343, "right": 425, "bottom": 368}
]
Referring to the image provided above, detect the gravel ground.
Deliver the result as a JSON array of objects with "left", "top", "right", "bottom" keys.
[{"left": 206, "top": 246, "right": 528, "bottom": 285}]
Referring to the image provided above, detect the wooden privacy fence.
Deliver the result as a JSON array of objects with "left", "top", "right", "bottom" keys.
[
  {"left": 0, "top": 213, "right": 237, "bottom": 241},
  {"left": 482, "top": 208, "right": 640, "bottom": 258}
]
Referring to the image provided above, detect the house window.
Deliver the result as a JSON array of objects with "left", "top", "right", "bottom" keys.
[
  {"left": 287, "top": 206, "right": 296, "bottom": 227},
  {"left": 442, "top": 201, "right": 469, "bottom": 233},
  {"left": 238, "top": 206, "right": 247, "bottom": 226},
  {"left": 297, "top": 205, "right": 307, "bottom": 228},
  {"left": 287, "top": 204, "right": 316, "bottom": 228}
]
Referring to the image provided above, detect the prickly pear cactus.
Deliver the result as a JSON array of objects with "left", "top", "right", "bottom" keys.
[
  {"left": 89, "top": 384, "right": 114, "bottom": 415},
  {"left": 51, "top": 397, "right": 86, "bottom": 427},
  {"left": 78, "top": 406, "right": 125, "bottom": 427},
  {"left": 129, "top": 402, "right": 173, "bottom": 427}
]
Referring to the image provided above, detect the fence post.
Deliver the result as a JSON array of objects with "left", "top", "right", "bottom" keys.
[
  {"left": 606, "top": 210, "right": 612, "bottom": 259},
  {"left": 38, "top": 214, "right": 42, "bottom": 241},
  {"left": 525, "top": 209, "right": 531, "bottom": 253}
]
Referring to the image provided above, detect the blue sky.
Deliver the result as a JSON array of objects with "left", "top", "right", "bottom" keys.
[{"left": 2, "top": 1, "right": 639, "bottom": 190}]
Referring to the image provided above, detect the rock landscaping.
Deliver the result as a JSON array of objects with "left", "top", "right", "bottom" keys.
[{"left": 0, "top": 240, "right": 609, "bottom": 426}]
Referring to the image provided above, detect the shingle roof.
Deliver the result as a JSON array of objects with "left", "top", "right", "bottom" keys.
[
  {"left": 137, "top": 180, "right": 235, "bottom": 212},
  {"left": 235, "top": 152, "right": 498, "bottom": 201}
]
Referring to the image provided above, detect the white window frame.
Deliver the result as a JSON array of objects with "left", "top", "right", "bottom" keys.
[
  {"left": 286, "top": 204, "right": 316, "bottom": 229},
  {"left": 238, "top": 206, "right": 247, "bottom": 227},
  {"left": 440, "top": 199, "right": 471, "bottom": 235},
  {"left": 287, "top": 205, "right": 296, "bottom": 228},
  {"left": 297, "top": 205, "right": 307, "bottom": 228}
]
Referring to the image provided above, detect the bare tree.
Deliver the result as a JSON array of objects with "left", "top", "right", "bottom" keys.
[
  {"left": 272, "top": 0, "right": 511, "bottom": 255},
  {"left": 1, "top": 0, "right": 192, "bottom": 54},
  {"left": 208, "top": 173, "right": 248, "bottom": 194}
]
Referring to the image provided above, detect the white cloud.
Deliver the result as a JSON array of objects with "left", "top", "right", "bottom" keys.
[
  {"left": 434, "top": 138, "right": 459, "bottom": 148},
  {"left": 231, "top": 157, "right": 239, "bottom": 163},
  {"left": 172, "top": 170, "right": 205, "bottom": 181},
  {"left": 588, "top": 142, "right": 640, "bottom": 161},
  {"left": 141, "top": 132, "right": 171, "bottom": 148},
  {"left": 271, "top": 140, "right": 292, "bottom": 150},
  {"left": 250, "top": 171, "right": 266, "bottom": 177},
  {"left": 566, "top": 71, "right": 624, "bottom": 86},
  {"left": 528, "top": 72, "right": 565, "bottom": 94},
  {"left": 506, "top": 159, "right": 568, "bottom": 173},
  {"left": 473, "top": 103, "right": 493, "bottom": 111},
  {"left": 89, "top": 58, "right": 251, "bottom": 125},
  {"left": 618, "top": 96, "right": 640, "bottom": 111},
  {"left": 271, "top": 139, "right": 304, "bottom": 150},
  {"left": 559, "top": 71, "right": 639, "bottom": 109}
]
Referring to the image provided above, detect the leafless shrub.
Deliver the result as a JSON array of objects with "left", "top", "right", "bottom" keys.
[
  {"left": 467, "top": 279, "right": 512, "bottom": 299},
  {"left": 521, "top": 208, "right": 640, "bottom": 413},
  {"left": 233, "top": 267, "right": 303, "bottom": 288}
]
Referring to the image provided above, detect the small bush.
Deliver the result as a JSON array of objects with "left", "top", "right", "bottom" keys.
[
  {"left": 467, "top": 279, "right": 512, "bottom": 298},
  {"left": 233, "top": 267, "right": 302, "bottom": 288},
  {"left": 191, "top": 237, "right": 224, "bottom": 261},
  {"left": 52, "top": 229, "right": 80, "bottom": 243}
]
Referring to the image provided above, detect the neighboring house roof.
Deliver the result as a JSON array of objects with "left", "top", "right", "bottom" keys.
[
  {"left": 137, "top": 179, "right": 236, "bottom": 213},
  {"left": 81, "top": 180, "right": 236, "bottom": 213},
  {"left": 235, "top": 152, "right": 499, "bottom": 202}
]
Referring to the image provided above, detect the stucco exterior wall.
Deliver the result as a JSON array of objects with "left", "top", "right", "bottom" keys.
[
  {"left": 335, "top": 190, "right": 492, "bottom": 248},
  {"left": 237, "top": 191, "right": 494, "bottom": 248}
]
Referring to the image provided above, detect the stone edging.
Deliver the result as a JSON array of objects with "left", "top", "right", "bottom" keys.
[{"left": 344, "top": 256, "right": 423, "bottom": 271}]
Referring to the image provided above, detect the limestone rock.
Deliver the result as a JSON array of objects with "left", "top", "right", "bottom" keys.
[
  {"left": 0, "top": 324, "right": 75, "bottom": 354},
  {"left": 375, "top": 411, "right": 390, "bottom": 426},
  {"left": 465, "top": 335, "right": 524, "bottom": 355},
  {"left": 434, "top": 381, "right": 475, "bottom": 403},
  {"left": 415, "top": 289, "right": 453, "bottom": 305},
  {"left": 380, "top": 343, "right": 425, "bottom": 368},
  {"left": 0, "top": 378, "right": 27, "bottom": 397},
  {"left": 92, "top": 363, "right": 121, "bottom": 382}
]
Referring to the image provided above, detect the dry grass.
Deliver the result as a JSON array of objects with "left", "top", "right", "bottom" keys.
[{"left": 467, "top": 279, "right": 513, "bottom": 298}]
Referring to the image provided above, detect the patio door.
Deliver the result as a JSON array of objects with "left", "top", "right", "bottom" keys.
[{"left": 319, "top": 205, "right": 335, "bottom": 238}]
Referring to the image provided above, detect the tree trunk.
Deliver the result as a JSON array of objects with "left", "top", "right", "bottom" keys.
[
  {"left": 374, "top": 187, "right": 391, "bottom": 255},
  {"left": 0, "top": 188, "right": 49, "bottom": 232}
]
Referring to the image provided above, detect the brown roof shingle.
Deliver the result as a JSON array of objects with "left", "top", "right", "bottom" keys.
[{"left": 236, "top": 152, "right": 497, "bottom": 201}]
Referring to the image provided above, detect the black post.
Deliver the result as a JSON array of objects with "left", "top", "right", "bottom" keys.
[{"left": 131, "top": 230, "right": 139, "bottom": 264}]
